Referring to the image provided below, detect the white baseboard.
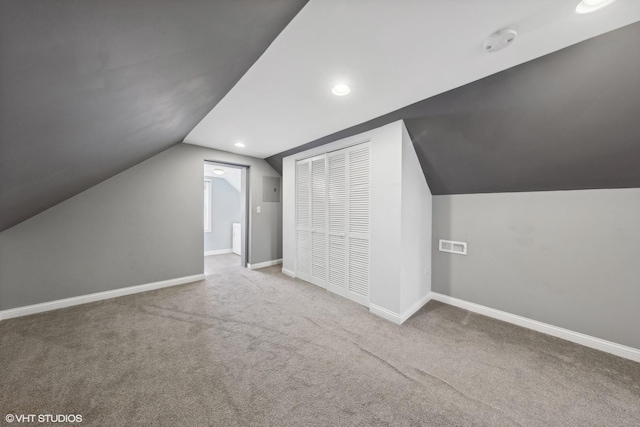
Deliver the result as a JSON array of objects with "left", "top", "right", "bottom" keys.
[
  {"left": 247, "top": 258, "right": 283, "bottom": 270},
  {"left": 400, "top": 292, "right": 432, "bottom": 323},
  {"left": 429, "top": 292, "right": 640, "bottom": 363},
  {"left": 281, "top": 268, "right": 295, "bottom": 278},
  {"left": 204, "top": 249, "right": 232, "bottom": 256},
  {"left": 369, "top": 304, "right": 402, "bottom": 324},
  {"left": 0, "top": 274, "right": 205, "bottom": 322},
  {"left": 369, "top": 292, "right": 432, "bottom": 325}
]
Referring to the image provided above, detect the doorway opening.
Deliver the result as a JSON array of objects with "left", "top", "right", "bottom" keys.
[{"left": 203, "top": 161, "right": 249, "bottom": 275}]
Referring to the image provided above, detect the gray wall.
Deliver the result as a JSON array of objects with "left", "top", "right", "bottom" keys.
[
  {"left": 204, "top": 177, "right": 241, "bottom": 252},
  {"left": 0, "top": 143, "right": 282, "bottom": 310},
  {"left": 0, "top": 0, "right": 307, "bottom": 232},
  {"left": 432, "top": 188, "right": 640, "bottom": 349}
]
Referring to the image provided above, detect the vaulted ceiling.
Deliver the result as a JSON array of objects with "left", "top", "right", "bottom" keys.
[
  {"left": 267, "top": 20, "right": 640, "bottom": 194},
  {"left": 0, "top": 0, "right": 307, "bottom": 231},
  {"left": 186, "top": 0, "right": 640, "bottom": 159},
  {"left": 2, "top": 0, "right": 640, "bottom": 232}
]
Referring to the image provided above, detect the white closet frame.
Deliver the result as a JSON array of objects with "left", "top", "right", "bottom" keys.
[{"left": 294, "top": 142, "right": 371, "bottom": 306}]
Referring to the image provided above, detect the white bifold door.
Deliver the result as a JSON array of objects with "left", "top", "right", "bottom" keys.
[{"left": 295, "top": 142, "right": 370, "bottom": 306}]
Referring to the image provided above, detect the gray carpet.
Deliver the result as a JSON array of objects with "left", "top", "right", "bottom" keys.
[
  {"left": 205, "top": 253, "right": 241, "bottom": 276},
  {"left": 1, "top": 264, "right": 639, "bottom": 426}
]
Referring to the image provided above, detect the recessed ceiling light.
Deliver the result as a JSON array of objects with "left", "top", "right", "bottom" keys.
[
  {"left": 331, "top": 84, "right": 351, "bottom": 96},
  {"left": 576, "top": 0, "right": 617, "bottom": 14},
  {"left": 213, "top": 169, "right": 225, "bottom": 176},
  {"left": 234, "top": 142, "right": 245, "bottom": 148}
]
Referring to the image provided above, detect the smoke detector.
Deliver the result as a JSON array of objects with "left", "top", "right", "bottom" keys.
[{"left": 483, "top": 29, "right": 518, "bottom": 53}]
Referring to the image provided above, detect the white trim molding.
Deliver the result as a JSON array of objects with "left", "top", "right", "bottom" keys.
[
  {"left": 369, "top": 292, "right": 432, "bottom": 325},
  {"left": 0, "top": 274, "right": 205, "bottom": 322},
  {"left": 204, "top": 249, "right": 232, "bottom": 256},
  {"left": 248, "top": 258, "right": 283, "bottom": 270},
  {"left": 281, "top": 268, "right": 295, "bottom": 278},
  {"left": 400, "top": 293, "right": 432, "bottom": 323},
  {"left": 429, "top": 293, "right": 640, "bottom": 363},
  {"left": 369, "top": 304, "right": 402, "bottom": 324},
  {"left": 370, "top": 292, "right": 640, "bottom": 362}
]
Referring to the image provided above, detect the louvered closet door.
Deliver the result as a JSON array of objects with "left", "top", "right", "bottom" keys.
[
  {"left": 295, "top": 160, "right": 311, "bottom": 282},
  {"left": 347, "top": 143, "right": 370, "bottom": 306},
  {"left": 326, "top": 150, "right": 347, "bottom": 297},
  {"left": 310, "top": 155, "right": 328, "bottom": 287}
]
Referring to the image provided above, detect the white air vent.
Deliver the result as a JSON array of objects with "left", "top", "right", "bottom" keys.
[{"left": 439, "top": 239, "right": 467, "bottom": 255}]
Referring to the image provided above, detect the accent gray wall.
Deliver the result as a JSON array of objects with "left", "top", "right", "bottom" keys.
[
  {"left": 432, "top": 189, "right": 640, "bottom": 349},
  {"left": 266, "top": 22, "right": 640, "bottom": 195},
  {"left": 204, "top": 177, "right": 241, "bottom": 252},
  {"left": 0, "top": 0, "right": 307, "bottom": 232},
  {"left": 0, "top": 143, "right": 282, "bottom": 310}
]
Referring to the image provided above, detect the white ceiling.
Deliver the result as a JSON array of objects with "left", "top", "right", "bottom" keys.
[
  {"left": 204, "top": 163, "right": 241, "bottom": 192},
  {"left": 184, "top": 0, "right": 640, "bottom": 159}
]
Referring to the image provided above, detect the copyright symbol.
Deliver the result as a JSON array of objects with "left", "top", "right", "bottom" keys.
[{"left": 5, "top": 414, "right": 14, "bottom": 423}]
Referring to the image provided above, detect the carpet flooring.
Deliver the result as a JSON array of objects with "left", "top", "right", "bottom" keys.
[
  {"left": 205, "top": 253, "right": 241, "bottom": 276},
  {"left": 1, "top": 264, "right": 639, "bottom": 426}
]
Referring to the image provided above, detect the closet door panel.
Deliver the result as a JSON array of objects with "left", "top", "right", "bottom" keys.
[
  {"left": 311, "top": 232, "right": 326, "bottom": 281},
  {"left": 348, "top": 237, "right": 369, "bottom": 305},
  {"left": 295, "top": 142, "right": 369, "bottom": 305},
  {"left": 327, "top": 151, "right": 347, "bottom": 296},
  {"left": 310, "top": 156, "right": 327, "bottom": 285},
  {"left": 347, "top": 144, "right": 370, "bottom": 305},
  {"left": 348, "top": 145, "right": 370, "bottom": 237},
  {"left": 296, "top": 230, "right": 311, "bottom": 278},
  {"left": 328, "top": 235, "right": 346, "bottom": 294},
  {"left": 295, "top": 160, "right": 311, "bottom": 281}
]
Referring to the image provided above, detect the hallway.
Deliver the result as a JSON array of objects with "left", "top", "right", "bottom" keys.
[{"left": 204, "top": 253, "right": 241, "bottom": 276}]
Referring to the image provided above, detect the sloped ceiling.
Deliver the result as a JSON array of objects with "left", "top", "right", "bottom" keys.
[
  {"left": 3, "top": 1, "right": 639, "bottom": 234},
  {"left": 266, "top": 21, "right": 640, "bottom": 194},
  {"left": 185, "top": 0, "right": 640, "bottom": 159},
  {"left": 0, "top": 0, "right": 307, "bottom": 232}
]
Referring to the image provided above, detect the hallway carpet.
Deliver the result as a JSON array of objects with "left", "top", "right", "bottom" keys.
[
  {"left": 1, "top": 264, "right": 639, "bottom": 426},
  {"left": 205, "top": 253, "right": 241, "bottom": 276}
]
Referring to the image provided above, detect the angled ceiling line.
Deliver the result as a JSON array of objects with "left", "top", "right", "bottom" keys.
[
  {"left": 266, "top": 20, "right": 640, "bottom": 195},
  {"left": 184, "top": 0, "right": 640, "bottom": 159},
  {"left": 0, "top": 0, "right": 309, "bottom": 232}
]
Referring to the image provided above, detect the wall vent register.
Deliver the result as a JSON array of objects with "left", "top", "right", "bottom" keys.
[{"left": 439, "top": 239, "right": 467, "bottom": 255}]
